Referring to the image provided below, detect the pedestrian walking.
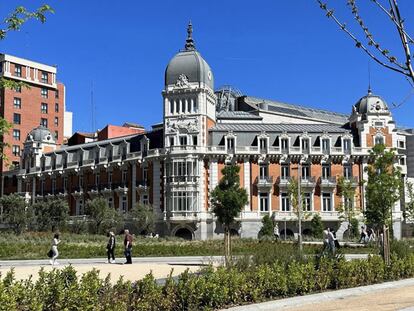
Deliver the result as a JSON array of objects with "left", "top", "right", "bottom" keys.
[
  {"left": 106, "top": 231, "right": 116, "bottom": 263},
  {"left": 359, "top": 226, "right": 367, "bottom": 244},
  {"left": 273, "top": 223, "right": 280, "bottom": 240},
  {"left": 123, "top": 229, "right": 133, "bottom": 264},
  {"left": 327, "top": 228, "right": 336, "bottom": 255},
  {"left": 323, "top": 227, "right": 329, "bottom": 252},
  {"left": 50, "top": 233, "right": 60, "bottom": 266}
]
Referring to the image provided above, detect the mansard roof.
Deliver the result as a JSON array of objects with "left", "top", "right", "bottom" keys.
[
  {"left": 209, "top": 123, "right": 349, "bottom": 133},
  {"left": 242, "top": 96, "right": 349, "bottom": 124},
  {"left": 216, "top": 110, "right": 262, "bottom": 120}
]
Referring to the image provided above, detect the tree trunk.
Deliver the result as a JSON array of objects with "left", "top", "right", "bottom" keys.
[
  {"left": 382, "top": 225, "right": 390, "bottom": 265},
  {"left": 224, "top": 226, "right": 231, "bottom": 266}
]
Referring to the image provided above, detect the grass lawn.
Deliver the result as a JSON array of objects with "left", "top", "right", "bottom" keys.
[{"left": 0, "top": 232, "right": 377, "bottom": 260}]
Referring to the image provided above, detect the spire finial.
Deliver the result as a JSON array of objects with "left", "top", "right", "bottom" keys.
[
  {"left": 367, "top": 60, "right": 372, "bottom": 95},
  {"left": 185, "top": 21, "right": 195, "bottom": 51}
]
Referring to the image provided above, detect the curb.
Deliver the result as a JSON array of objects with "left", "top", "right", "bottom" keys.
[{"left": 223, "top": 278, "right": 414, "bottom": 311}]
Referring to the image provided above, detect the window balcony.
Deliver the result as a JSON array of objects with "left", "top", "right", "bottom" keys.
[
  {"left": 343, "top": 176, "right": 359, "bottom": 187},
  {"left": 136, "top": 180, "right": 149, "bottom": 194},
  {"left": 278, "top": 176, "right": 291, "bottom": 189},
  {"left": 319, "top": 176, "right": 337, "bottom": 188},
  {"left": 165, "top": 210, "right": 199, "bottom": 222},
  {"left": 255, "top": 176, "right": 274, "bottom": 191},
  {"left": 300, "top": 176, "right": 316, "bottom": 189}
]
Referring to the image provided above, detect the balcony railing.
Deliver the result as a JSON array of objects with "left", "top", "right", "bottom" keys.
[
  {"left": 319, "top": 176, "right": 337, "bottom": 187},
  {"left": 255, "top": 176, "right": 274, "bottom": 191},
  {"left": 300, "top": 176, "right": 316, "bottom": 188}
]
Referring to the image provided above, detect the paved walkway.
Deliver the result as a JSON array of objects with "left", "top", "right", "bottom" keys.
[{"left": 224, "top": 278, "right": 414, "bottom": 311}]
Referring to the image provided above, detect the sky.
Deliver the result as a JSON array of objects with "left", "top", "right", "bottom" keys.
[{"left": 1, "top": 1, "right": 414, "bottom": 132}]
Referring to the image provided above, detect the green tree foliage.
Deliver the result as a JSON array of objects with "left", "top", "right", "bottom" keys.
[
  {"left": 405, "top": 181, "right": 414, "bottom": 222},
  {"left": 0, "top": 194, "right": 32, "bottom": 234},
  {"left": 85, "top": 197, "right": 123, "bottom": 234},
  {"left": 128, "top": 204, "right": 155, "bottom": 235},
  {"left": 364, "top": 144, "right": 403, "bottom": 231},
  {"left": 258, "top": 214, "right": 274, "bottom": 239},
  {"left": 310, "top": 214, "right": 324, "bottom": 238},
  {"left": 211, "top": 164, "right": 248, "bottom": 264},
  {"left": 337, "top": 176, "right": 359, "bottom": 239},
  {"left": 33, "top": 199, "right": 69, "bottom": 232}
]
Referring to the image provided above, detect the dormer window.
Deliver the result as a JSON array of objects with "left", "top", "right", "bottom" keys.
[
  {"left": 322, "top": 138, "right": 330, "bottom": 154},
  {"left": 226, "top": 137, "right": 235, "bottom": 152},
  {"left": 343, "top": 139, "right": 352, "bottom": 154},
  {"left": 281, "top": 138, "right": 289, "bottom": 153},
  {"left": 259, "top": 137, "right": 268, "bottom": 153},
  {"left": 301, "top": 138, "right": 310, "bottom": 154}
]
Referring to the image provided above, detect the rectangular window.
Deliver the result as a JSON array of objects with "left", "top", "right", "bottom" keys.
[
  {"left": 179, "top": 136, "right": 187, "bottom": 146},
  {"left": 322, "top": 164, "right": 331, "bottom": 179},
  {"left": 13, "top": 113, "right": 21, "bottom": 125},
  {"left": 41, "top": 71, "right": 48, "bottom": 83},
  {"left": 398, "top": 141, "right": 405, "bottom": 149},
  {"left": 170, "top": 100, "right": 174, "bottom": 114},
  {"left": 400, "top": 157, "right": 406, "bottom": 165},
  {"left": 13, "top": 129, "right": 20, "bottom": 140},
  {"left": 54, "top": 117, "right": 59, "bottom": 126},
  {"left": 343, "top": 165, "right": 352, "bottom": 179},
  {"left": 301, "top": 165, "right": 310, "bottom": 180},
  {"left": 343, "top": 139, "right": 352, "bottom": 154},
  {"left": 41, "top": 88, "right": 48, "bottom": 98},
  {"left": 13, "top": 97, "right": 21, "bottom": 109},
  {"left": 259, "top": 193, "right": 269, "bottom": 212},
  {"left": 193, "top": 99, "right": 198, "bottom": 113},
  {"left": 108, "top": 172, "right": 113, "bottom": 185},
  {"left": 95, "top": 173, "right": 100, "bottom": 185},
  {"left": 121, "top": 195, "right": 128, "bottom": 213},
  {"left": 108, "top": 197, "right": 114, "bottom": 209},
  {"left": 142, "top": 194, "right": 149, "bottom": 205},
  {"left": 301, "top": 138, "right": 310, "bottom": 153},
  {"left": 55, "top": 90, "right": 59, "bottom": 99},
  {"left": 259, "top": 138, "right": 267, "bottom": 151},
  {"left": 322, "top": 139, "right": 330, "bottom": 154},
  {"left": 322, "top": 193, "right": 332, "bottom": 211},
  {"left": 227, "top": 137, "right": 235, "bottom": 151},
  {"left": 12, "top": 145, "right": 20, "bottom": 156},
  {"left": 375, "top": 136, "right": 384, "bottom": 146},
  {"left": 281, "top": 193, "right": 290, "bottom": 211},
  {"left": 14, "top": 65, "right": 21, "bottom": 77},
  {"left": 40, "top": 118, "right": 48, "bottom": 127},
  {"left": 344, "top": 197, "right": 354, "bottom": 210},
  {"left": 281, "top": 164, "right": 290, "bottom": 179},
  {"left": 192, "top": 135, "right": 198, "bottom": 146},
  {"left": 55, "top": 131, "right": 58, "bottom": 140},
  {"left": 169, "top": 137, "right": 174, "bottom": 147},
  {"left": 63, "top": 177, "right": 68, "bottom": 191},
  {"left": 281, "top": 138, "right": 289, "bottom": 153},
  {"left": 15, "top": 85, "right": 21, "bottom": 93},
  {"left": 55, "top": 103, "right": 59, "bottom": 112},
  {"left": 79, "top": 175, "right": 84, "bottom": 188},
  {"left": 41, "top": 103, "right": 48, "bottom": 114},
  {"left": 52, "top": 179, "right": 56, "bottom": 194},
  {"left": 304, "top": 193, "right": 312, "bottom": 211},
  {"left": 259, "top": 164, "right": 268, "bottom": 179},
  {"left": 122, "top": 170, "right": 127, "bottom": 184},
  {"left": 143, "top": 167, "right": 148, "bottom": 182}
]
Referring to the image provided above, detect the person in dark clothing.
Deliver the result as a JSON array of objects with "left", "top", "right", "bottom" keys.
[
  {"left": 123, "top": 229, "right": 133, "bottom": 264},
  {"left": 106, "top": 231, "right": 116, "bottom": 263}
]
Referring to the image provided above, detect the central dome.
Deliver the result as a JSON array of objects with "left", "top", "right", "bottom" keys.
[
  {"left": 354, "top": 89, "right": 389, "bottom": 114},
  {"left": 164, "top": 22, "right": 214, "bottom": 90}
]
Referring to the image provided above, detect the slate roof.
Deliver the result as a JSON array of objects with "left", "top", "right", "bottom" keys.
[
  {"left": 216, "top": 111, "right": 262, "bottom": 120},
  {"left": 243, "top": 96, "right": 349, "bottom": 124},
  {"left": 209, "top": 123, "right": 349, "bottom": 133}
]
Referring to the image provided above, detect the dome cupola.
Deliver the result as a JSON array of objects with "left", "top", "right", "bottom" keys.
[
  {"left": 26, "top": 126, "right": 55, "bottom": 143},
  {"left": 164, "top": 22, "right": 214, "bottom": 90},
  {"left": 353, "top": 88, "right": 389, "bottom": 114}
]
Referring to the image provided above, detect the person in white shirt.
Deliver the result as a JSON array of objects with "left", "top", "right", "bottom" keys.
[{"left": 50, "top": 233, "right": 61, "bottom": 266}]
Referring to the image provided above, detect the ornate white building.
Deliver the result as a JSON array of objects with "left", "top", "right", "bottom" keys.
[{"left": 3, "top": 23, "right": 414, "bottom": 240}]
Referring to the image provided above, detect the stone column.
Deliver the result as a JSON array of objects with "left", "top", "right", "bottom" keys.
[
  {"left": 244, "top": 160, "right": 251, "bottom": 211},
  {"left": 32, "top": 176, "right": 36, "bottom": 204},
  {"left": 131, "top": 162, "right": 137, "bottom": 208}
]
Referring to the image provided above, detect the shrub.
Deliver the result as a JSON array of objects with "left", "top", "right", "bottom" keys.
[
  {"left": 310, "top": 214, "right": 323, "bottom": 238},
  {"left": 258, "top": 215, "right": 274, "bottom": 239}
]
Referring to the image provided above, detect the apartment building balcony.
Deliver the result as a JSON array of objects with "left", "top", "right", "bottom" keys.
[
  {"left": 235, "top": 146, "right": 258, "bottom": 155},
  {"left": 300, "top": 176, "right": 316, "bottom": 189},
  {"left": 55, "top": 189, "right": 68, "bottom": 198},
  {"left": 165, "top": 210, "right": 199, "bottom": 222},
  {"left": 319, "top": 176, "right": 337, "bottom": 188},
  {"left": 273, "top": 211, "right": 297, "bottom": 220},
  {"left": 255, "top": 176, "right": 274, "bottom": 192},
  {"left": 100, "top": 183, "right": 114, "bottom": 196},
  {"left": 277, "top": 177, "right": 291, "bottom": 190},
  {"left": 136, "top": 180, "right": 149, "bottom": 194},
  {"left": 72, "top": 187, "right": 84, "bottom": 198},
  {"left": 87, "top": 186, "right": 100, "bottom": 198},
  {"left": 113, "top": 182, "right": 128, "bottom": 194},
  {"left": 343, "top": 176, "right": 359, "bottom": 187},
  {"left": 166, "top": 176, "right": 198, "bottom": 186},
  {"left": 126, "top": 151, "right": 142, "bottom": 161}
]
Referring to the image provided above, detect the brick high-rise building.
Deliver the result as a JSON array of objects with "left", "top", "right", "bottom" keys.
[{"left": 0, "top": 54, "right": 71, "bottom": 172}]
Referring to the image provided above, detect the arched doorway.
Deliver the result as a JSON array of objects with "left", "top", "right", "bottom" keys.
[
  {"left": 303, "top": 228, "right": 313, "bottom": 236},
  {"left": 280, "top": 228, "right": 294, "bottom": 239},
  {"left": 174, "top": 227, "right": 193, "bottom": 240}
]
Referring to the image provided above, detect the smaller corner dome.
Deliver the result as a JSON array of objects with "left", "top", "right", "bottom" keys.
[
  {"left": 26, "top": 126, "right": 55, "bottom": 143},
  {"left": 354, "top": 90, "right": 389, "bottom": 114},
  {"left": 164, "top": 22, "right": 214, "bottom": 90}
]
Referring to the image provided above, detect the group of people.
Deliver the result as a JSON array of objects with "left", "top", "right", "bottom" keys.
[
  {"left": 359, "top": 226, "right": 376, "bottom": 244},
  {"left": 323, "top": 227, "right": 339, "bottom": 255},
  {"left": 48, "top": 229, "right": 134, "bottom": 265}
]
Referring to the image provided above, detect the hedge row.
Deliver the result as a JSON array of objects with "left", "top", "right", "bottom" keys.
[{"left": 1, "top": 255, "right": 414, "bottom": 311}]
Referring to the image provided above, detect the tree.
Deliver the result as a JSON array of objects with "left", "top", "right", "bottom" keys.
[
  {"left": 211, "top": 164, "right": 248, "bottom": 265},
  {"left": 258, "top": 214, "right": 274, "bottom": 239},
  {"left": 316, "top": 1, "right": 414, "bottom": 89},
  {"left": 404, "top": 181, "right": 414, "bottom": 225},
  {"left": 33, "top": 198, "right": 69, "bottom": 232},
  {"left": 0, "top": 193, "right": 32, "bottom": 234},
  {"left": 86, "top": 197, "right": 123, "bottom": 234},
  {"left": 128, "top": 204, "right": 155, "bottom": 235},
  {"left": 310, "top": 214, "right": 324, "bottom": 239},
  {"left": 0, "top": 5, "right": 53, "bottom": 161},
  {"left": 337, "top": 176, "right": 359, "bottom": 239}
]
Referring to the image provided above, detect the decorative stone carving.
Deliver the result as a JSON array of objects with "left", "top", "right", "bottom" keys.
[
  {"left": 175, "top": 74, "right": 190, "bottom": 88},
  {"left": 166, "top": 117, "right": 199, "bottom": 134}
]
